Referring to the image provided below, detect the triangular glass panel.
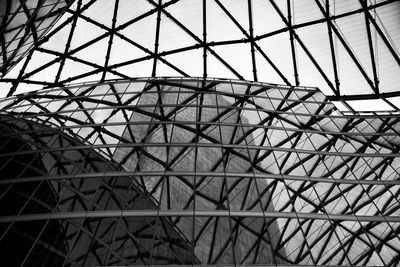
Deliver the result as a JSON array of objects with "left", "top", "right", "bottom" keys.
[
  {"left": 81, "top": 0, "right": 116, "bottom": 28},
  {"left": 335, "top": 33, "right": 375, "bottom": 95},
  {"left": 335, "top": 13, "right": 374, "bottom": 80},
  {"left": 292, "top": 0, "right": 324, "bottom": 24},
  {"left": 108, "top": 35, "right": 148, "bottom": 66},
  {"left": 161, "top": 49, "right": 203, "bottom": 77},
  {"left": 59, "top": 59, "right": 99, "bottom": 82},
  {"left": 207, "top": 52, "right": 238, "bottom": 79},
  {"left": 207, "top": 0, "right": 247, "bottom": 42},
  {"left": 40, "top": 19, "right": 73, "bottom": 53},
  {"left": 159, "top": 13, "right": 199, "bottom": 53},
  {"left": 295, "top": 22, "right": 336, "bottom": 92},
  {"left": 212, "top": 43, "right": 254, "bottom": 80},
  {"left": 119, "top": 13, "right": 157, "bottom": 52},
  {"left": 252, "top": 0, "right": 287, "bottom": 36},
  {"left": 155, "top": 58, "right": 188, "bottom": 77},
  {"left": 255, "top": 51, "right": 290, "bottom": 85},
  {"left": 375, "top": 26, "right": 400, "bottom": 93},
  {"left": 67, "top": 18, "right": 107, "bottom": 52},
  {"left": 73, "top": 36, "right": 109, "bottom": 66},
  {"left": 165, "top": 0, "right": 203, "bottom": 38},
  {"left": 257, "top": 33, "right": 296, "bottom": 85},
  {"left": 116, "top": 0, "right": 154, "bottom": 27}
]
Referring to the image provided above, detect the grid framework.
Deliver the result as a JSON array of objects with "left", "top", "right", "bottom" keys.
[
  {"left": 0, "top": 0, "right": 399, "bottom": 112},
  {"left": 0, "top": 78, "right": 399, "bottom": 266}
]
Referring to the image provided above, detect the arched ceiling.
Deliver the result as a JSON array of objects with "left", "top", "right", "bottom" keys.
[{"left": 0, "top": 0, "right": 399, "bottom": 111}]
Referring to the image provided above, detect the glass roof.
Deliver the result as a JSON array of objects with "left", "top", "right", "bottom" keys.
[
  {"left": 0, "top": 0, "right": 399, "bottom": 112},
  {"left": 1, "top": 78, "right": 400, "bottom": 265}
]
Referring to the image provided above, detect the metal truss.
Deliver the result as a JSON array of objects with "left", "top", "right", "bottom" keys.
[
  {"left": 0, "top": 0, "right": 399, "bottom": 110},
  {"left": 1, "top": 0, "right": 400, "bottom": 111},
  {"left": 1, "top": 78, "right": 400, "bottom": 266}
]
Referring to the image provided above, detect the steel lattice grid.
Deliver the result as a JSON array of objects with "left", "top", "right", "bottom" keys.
[{"left": 0, "top": 78, "right": 399, "bottom": 266}]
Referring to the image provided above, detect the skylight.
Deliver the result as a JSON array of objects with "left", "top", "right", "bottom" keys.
[{"left": 0, "top": 0, "right": 399, "bottom": 112}]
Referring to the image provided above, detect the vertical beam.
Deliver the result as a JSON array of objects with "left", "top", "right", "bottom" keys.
[
  {"left": 247, "top": 0, "right": 257, "bottom": 82},
  {"left": 214, "top": 0, "right": 291, "bottom": 85},
  {"left": 326, "top": 0, "right": 340, "bottom": 96},
  {"left": 363, "top": 2, "right": 400, "bottom": 67},
  {"left": 102, "top": 0, "right": 119, "bottom": 81},
  {"left": 202, "top": 0, "right": 207, "bottom": 79},
  {"left": 287, "top": 0, "right": 299, "bottom": 86},
  {"left": 152, "top": 0, "right": 162, "bottom": 77},
  {"left": 150, "top": 0, "right": 244, "bottom": 80},
  {"left": 361, "top": 0, "right": 380, "bottom": 94},
  {"left": 55, "top": 0, "right": 82, "bottom": 83},
  {"left": 314, "top": 0, "right": 377, "bottom": 94}
]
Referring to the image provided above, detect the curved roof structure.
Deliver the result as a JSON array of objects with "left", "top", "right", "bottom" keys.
[
  {"left": 1, "top": 78, "right": 400, "bottom": 266},
  {"left": 0, "top": 0, "right": 399, "bottom": 112}
]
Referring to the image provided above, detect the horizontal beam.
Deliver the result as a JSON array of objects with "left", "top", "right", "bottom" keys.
[
  {"left": 1, "top": 210, "right": 399, "bottom": 223},
  {"left": 0, "top": 119, "right": 398, "bottom": 137},
  {"left": 0, "top": 142, "right": 398, "bottom": 158},
  {"left": 327, "top": 90, "right": 400, "bottom": 101},
  {"left": 0, "top": 171, "right": 399, "bottom": 186}
]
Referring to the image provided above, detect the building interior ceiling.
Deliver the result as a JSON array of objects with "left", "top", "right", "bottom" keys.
[{"left": 1, "top": 1, "right": 400, "bottom": 265}]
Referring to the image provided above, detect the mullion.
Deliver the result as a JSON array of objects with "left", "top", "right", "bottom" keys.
[
  {"left": 325, "top": 0, "right": 340, "bottom": 96},
  {"left": 214, "top": 82, "right": 238, "bottom": 265},
  {"left": 55, "top": 0, "right": 82, "bottom": 83},
  {"left": 101, "top": 0, "right": 119, "bottom": 81},
  {"left": 313, "top": 0, "right": 377, "bottom": 94},
  {"left": 291, "top": 93, "right": 354, "bottom": 264},
  {"left": 213, "top": 0, "right": 290, "bottom": 85},
  {"left": 287, "top": 0, "right": 299, "bottom": 86},
  {"left": 270, "top": 0, "right": 336, "bottom": 93},
  {"left": 235, "top": 86, "right": 281, "bottom": 264},
  {"left": 360, "top": 0, "right": 380, "bottom": 93}
]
